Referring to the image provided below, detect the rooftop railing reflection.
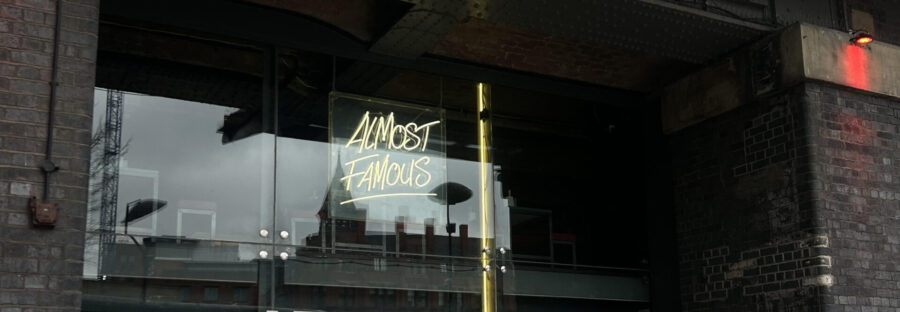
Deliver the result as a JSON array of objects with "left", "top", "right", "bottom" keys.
[{"left": 93, "top": 230, "right": 649, "bottom": 303}]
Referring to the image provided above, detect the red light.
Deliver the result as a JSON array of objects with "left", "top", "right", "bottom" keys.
[
  {"left": 850, "top": 30, "right": 874, "bottom": 45},
  {"left": 843, "top": 44, "right": 869, "bottom": 90},
  {"left": 855, "top": 36, "right": 873, "bottom": 44}
]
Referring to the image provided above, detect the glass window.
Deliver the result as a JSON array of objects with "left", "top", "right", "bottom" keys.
[
  {"left": 203, "top": 287, "right": 219, "bottom": 302},
  {"left": 83, "top": 19, "right": 650, "bottom": 312},
  {"left": 82, "top": 24, "right": 272, "bottom": 312},
  {"left": 489, "top": 85, "right": 651, "bottom": 310},
  {"left": 273, "top": 56, "right": 485, "bottom": 311},
  {"left": 233, "top": 286, "right": 250, "bottom": 303},
  {"left": 179, "top": 286, "right": 192, "bottom": 302}
]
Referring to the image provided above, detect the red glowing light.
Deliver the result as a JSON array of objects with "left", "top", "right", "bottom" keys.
[
  {"left": 843, "top": 44, "right": 869, "bottom": 90},
  {"left": 854, "top": 35, "right": 873, "bottom": 45}
]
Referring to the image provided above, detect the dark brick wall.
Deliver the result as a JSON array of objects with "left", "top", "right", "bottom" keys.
[
  {"left": 669, "top": 85, "right": 832, "bottom": 311},
  {"left": 805, "top": 82, "right": 900, "bottom": 311},
  {"left": 0, "top": 0, "right": 98, "bottom": 310}
]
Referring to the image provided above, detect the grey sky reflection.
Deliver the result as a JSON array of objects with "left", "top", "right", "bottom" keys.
[{"left": 108, "top": 91, "right": 271, "bottom": 242}]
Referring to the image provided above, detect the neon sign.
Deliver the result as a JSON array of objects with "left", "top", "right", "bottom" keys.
[
  {"left": 339, "top": 112, "right": 441, "bottom": 205},
  {"left": 329, "top": 93, "right": 445, "bottom": 213}
]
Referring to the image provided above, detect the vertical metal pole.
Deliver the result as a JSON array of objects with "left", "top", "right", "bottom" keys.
[
  {"left": 269, "top": 46, "right": 279, "bottom": 310},
  {"left": 124, "top": 204, "right": 129, "bottom": 236},
  {"left": 477, "top": 83, "right": 495, "bottom": 312},
  {"left": 258, "top": 45, "right": 276, "bottom": 312},
  {"left": 42, "top": 0, "right": 63, "bottom": 201}
]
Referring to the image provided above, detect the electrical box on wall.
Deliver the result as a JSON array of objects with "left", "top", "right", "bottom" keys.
[{"left": 29, "top": 196, "right": 59, "bottom": 228}]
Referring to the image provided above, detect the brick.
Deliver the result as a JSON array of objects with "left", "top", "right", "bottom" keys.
[
  {"left": 22, "top": 275, "right": 44, "bottom": 289},
  {"left": 0, "top": 64, "right": 15, "bottom": 76},
  {"left": 763, "top": 283, "right": 780, "bottom": 292},
  {"left": 60, "top": 1, "right": 97, "bottom": 19},
  {"left": 37, "top": 259, "right": 64, "bottom": 274},
  {"left": 8, "top": 79, "right": 50, "bottom": 96},
  {"left": 13, "top": 65, "right": 40, "bottom": 80},
  {"left": 7, "top": 212, "right": 27, "bottom": 225},
  {"left": 22, "top": 9, "right": 43, "bottom": 23},
  {"left": 1, "top": 258, "right": 38, "bottom": 273},
  {"left": 19, "top": 37, "right": 46, "bottom": 52},
  {"left": 0, "top": 33, "right": 21, "bottom": 47},
  {"left": 14, "top": 0, "right": 54, "bottom": 10},
  {"left": 0, "top": 291, "right": 37, "bottom": 304},
  {"left": 0, "top": 274, "right": 24, "bottom": 288},
  {"left": 9, "top": 50, "right": 51, "bottom": 67},
  {"left": 0, "top": 6, "right": 24, "bottom": 19},
  {"left": 11, "top": 22, "right": 53, "bottom": 40},
  {"left": 9, "top": 182, "right": 30, "bottom": 195},
  {"left": 59, "top": 16, "right": 92, "bottom": 33},
  {"left": 59, "top": 29, "right": 94, "bottom": 46}
]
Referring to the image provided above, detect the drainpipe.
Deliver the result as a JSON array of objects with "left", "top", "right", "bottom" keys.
[{"left": 42, "top": 0, "right": 63, "bottom": 201}]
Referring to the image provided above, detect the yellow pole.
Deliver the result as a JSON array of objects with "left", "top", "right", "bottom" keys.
[{"left": 477, "top": 82, "right": 495, "bottom": 312}]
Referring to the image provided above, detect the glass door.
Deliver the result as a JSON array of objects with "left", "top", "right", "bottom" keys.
[{"left": 271, "top": 55, "right": 487, "bottom": 311}]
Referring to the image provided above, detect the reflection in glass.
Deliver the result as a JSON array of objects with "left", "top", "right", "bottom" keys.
[
  {"left": 84, "top": 60, "right": 273, "bottom": 311},
  {"left": 85, "top": 89, "right": 275, "bottom": 275},
  {"left": 273, "top": 56, "right": 488, "bottom": 311},
  {"left": 81, "top": 30, "right": 652, "bottom": 310}
]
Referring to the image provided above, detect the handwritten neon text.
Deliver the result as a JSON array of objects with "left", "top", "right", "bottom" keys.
[
  {"left": 345, "top": 111, "right": 440, "bottom": 153},
  {"left": 338, "top": 110, "right": 441, "bottom": 205}
]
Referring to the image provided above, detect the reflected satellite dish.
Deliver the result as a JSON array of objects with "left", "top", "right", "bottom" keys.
[
  {"left": 121, "top": 199, "right": 168, "bottom": 224},
  {"left": 429, "top": 182, "right": 473, "bottom": 205}
]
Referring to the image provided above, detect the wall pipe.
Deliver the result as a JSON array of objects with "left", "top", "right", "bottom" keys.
[{"left": 42, "top": 0, "right": 63, "bottom": 201}]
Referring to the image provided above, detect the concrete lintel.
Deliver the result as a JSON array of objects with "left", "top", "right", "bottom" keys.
[
  {"left": 662, "top": 23, "right": 900, "bottom": 134},
  {"left": 793, "top": 23, "right": 900, "bottom": 98}
]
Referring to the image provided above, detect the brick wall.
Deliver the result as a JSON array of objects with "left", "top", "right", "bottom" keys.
[
  {"left": 669, "top": 85, "right": 832, "bottom": 311},
  {"left": 805, "top": 82, "right": 900, "bottom": 311},
  {"left": 0, "top": 0, "right": 98, "bottom": 310}
]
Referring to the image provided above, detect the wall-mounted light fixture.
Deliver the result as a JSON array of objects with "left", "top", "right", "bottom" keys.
[{"left": 850, "top": 30, "right": 874, "bottom": 45}]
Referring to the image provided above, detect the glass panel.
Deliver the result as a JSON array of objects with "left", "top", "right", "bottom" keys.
[
  {"left": 489, "top": 86, "right": 651, "bottom": 311},
  {"left": 273, "top": 56, "right": 484, "bottom": 311},
  {"left": 83, "top": 27, "right": 274, "bottom": 311}
]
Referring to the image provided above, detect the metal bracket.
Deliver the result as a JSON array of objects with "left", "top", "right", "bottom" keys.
[
  {"left": 479, "top": 109, "right": 491, "bottom": 120},
  {"left": 41, "top": 159, "right": 58, "bottom": 173}
]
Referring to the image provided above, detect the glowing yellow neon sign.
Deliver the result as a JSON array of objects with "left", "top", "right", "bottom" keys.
[{"left": 338, "top": 110, "right": 441, "bottom": 205}]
